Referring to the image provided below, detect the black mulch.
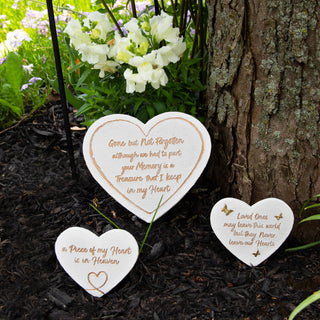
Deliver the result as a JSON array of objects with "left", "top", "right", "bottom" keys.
[{"left": 1, "top": 105, "right": 320, "bottom": 320}]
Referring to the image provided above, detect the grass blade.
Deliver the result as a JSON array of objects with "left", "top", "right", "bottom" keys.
[
  {"left": 298, "top": 214, "right": 320, "bottom": 224},
  {"left": 289, "top": 290, "right": 320, "bottom": 320},
  {"left": 89, "top": 203, "right": 120, "bottom": 229},
  {"left": 139, "top": 195, "right": 163, "bottom": 255},
  {"left": 285, "top": 240, "right": 320, "bottom": 252}
]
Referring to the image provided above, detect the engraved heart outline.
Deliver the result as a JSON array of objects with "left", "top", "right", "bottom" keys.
[
  {"left": 210, "top": 198, "right": 294, "bottom": 267},
  {"left": 83, "top": 112, "right": 211, "bottom": 222},
  {"left": 87, "top": 271, "right": 108, "bottom": 295}
]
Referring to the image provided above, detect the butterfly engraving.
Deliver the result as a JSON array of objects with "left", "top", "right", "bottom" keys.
[
  {"left": 252, "top": 250, "right": 260, "bottom": 257},
  {"left": 275, "top": 213, "right": 283, "bottom": 220},
  {"left": 221, "top": 204, "right": 233, "bottom": 216}
]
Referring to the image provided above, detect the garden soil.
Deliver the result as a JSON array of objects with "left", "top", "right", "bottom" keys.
[{"left": 1, "top": 104, "right": 320, "bottom": 320}]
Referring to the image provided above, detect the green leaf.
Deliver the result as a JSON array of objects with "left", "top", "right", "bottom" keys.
[
  {"left": 5, "top": 52, "right": 23, "bottom": 96},
  {"left": 298, "top": 214, "right": 320, "bottom": 224},
  {"left": 152, "top": 100, "right": 166, "bottom": 114},
  {"left": 146, "top": 105, "right": 155, "bottom": 118},
  {"left": 133, "top": 99, "right": 146, "bottom": 115},
  {"left": 76, "top": 69, "right": 94, "bottom": 88},
  {"left": 285, "top": 240, "right": 320, "bottom": 252},
  {"left": 0, "top": 97, "right": 22, "bottom": 116},
  {"left": 299, "top": 193, "right": 320, "bottom": 217},
  {"left": 304, "top": 203, "right": 320, "bottom": 211},
  {"left": 50, "top": 78, "right": 84, "bottom": 110},
  {"left": 76, "top": 102, "right": 93, "bottom": 116},
  {"left": 289, "top": 290, "right": 320, "bottom": 320}
]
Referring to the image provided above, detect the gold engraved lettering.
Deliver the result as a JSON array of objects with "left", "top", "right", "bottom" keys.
[
  {"left": 92, "top": 256, "right": 120, "bottom": 265},
  {"left": 121, "top": 165, "right": 134, "bottom": 175},
  {"left": 108, "top": 139, "right": 126, "bottom": 147},
  {"left": 166, "top": 173, "right": 182, "bottom": 183},
  {"left": 115, "top": 175, "right": 143, "bottom": 183},
  {"left": 135, "top": 162, "right": 162, "bottom": 175},
  {"left": 141, "top": 138, "right": 154, "bottom": 146},
  {"left": 69, "top": 245, "right": 88, "bottom": 254},
  {"left": 223, "top": 222, "right": 236, "bottom": 232},
  {"left": 155, "top": 137, "right": 184, "bottom": 150},
  {"left": 149, "top": 150, "right": 160, "bottom": 158},
  {"left": 149, "top": 184, "right": 171, "bottom": 194},
  {"left": 168, "top": 150, "right": 182, "bottom": 159},
  {"left": 112, "top": 152, "right": 139, "bottom": 162},
  {"left": 110, "top": 246, "right": 132, "bottom": 255},
  {"left": 237, "top": 212, "right": 253, "bottom": 220},
  {"left": 97, "top": 248, "right": 108, "bottom": 258},
  {"left": 256, "top": 240, "right": 275, "bottom": 247},
  {"left": 254, "top": 213, "right": 268, "bottom": 220},
  {"left": 128, "top": 139, "right": 138, "bottom": 146}
]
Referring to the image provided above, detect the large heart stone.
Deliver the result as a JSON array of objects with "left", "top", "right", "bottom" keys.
[
  {"left": 210, "top": 198, "right": 294, "bottom": 266},
  {"left": 55, "top": 227, "right": 139, "bottom": 297},
  {"left": 83, "top": 112, "right": 211, "bottom": 222}
]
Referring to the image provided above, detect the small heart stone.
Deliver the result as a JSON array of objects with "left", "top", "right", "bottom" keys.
[
  {"left": 210, "top": 198, "right": 294, "bottom": 266},
  {"left": 55, "top": 227, "right": 139, "bottom": 297}
]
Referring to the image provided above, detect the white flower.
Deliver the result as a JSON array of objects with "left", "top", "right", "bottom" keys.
[
  {"left": 126, "top": 52, "right": 168, "bottom": 91},
  {"left": 0, "top": 41, "right": 14, "bottom": 58},
  {"left": 65, "top": 19, "right": 91, "bottom": 50},
  {"left": 83, "top": 11, "right": 113, "bottom": 41},
  {"left": 65, "top": 18, "right": 112, "bottom": 65},
  {"left": 154, "top": 38, "right": 186, "bottom": 67},
  {"left": 93, "top": 60, "right": 119, "bottom": 77},
  {"left": 149, "top": 12, "right": 179, "bottom": 43},
  {"left": 23, "top": 63, "right": 34, "bottom": 74},
  {"left": 78, "top": 43, "right": 110, "bottom": 64},
  {"left": 138, "top": 62, "right": 168, "bottom": 89},
  {"left": 6, "top": 29, "right": 31, "bottom": 49},
  {"left": 128, "top": 51, "right": 156, "bottom": 68},
  {"left": 115, "top": 35, "right": 134, "bottom": 63},
  {"left": 124, "top": 18, "right": 139, "bottom": 33},
  {"left": 124, "top": 18, "right": 149, "bottom": 56},
  {"left": 124, "top": 69, "right": 146, "bottom": 93}
]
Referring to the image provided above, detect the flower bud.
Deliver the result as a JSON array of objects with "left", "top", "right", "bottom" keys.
[
  {"left": 142, "top": 21, "right": 150, "bottom": 32},
  {"left": 91, "top": 28, "right": 101, "bottom": 40}
]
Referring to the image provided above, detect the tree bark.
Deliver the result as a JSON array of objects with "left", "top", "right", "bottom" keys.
[{"left": 206, "top": 0, "right": 320, "bottom": 241}]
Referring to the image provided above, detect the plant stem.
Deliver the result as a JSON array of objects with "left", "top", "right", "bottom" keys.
[
  {"left": 90, "top": 203, "right": 120, "bottom": 229},
  {"left": 154, "top": 0, "right": 161, "bottom": 15},
  {"left": 139, "top": 195, "right": 163, "bottom": 255},
  {"left": 130, "top": 0, "right": 137, "bottom": 18},
  {"left": 100, "top": 0, "right": 124, "bottom": 37}
]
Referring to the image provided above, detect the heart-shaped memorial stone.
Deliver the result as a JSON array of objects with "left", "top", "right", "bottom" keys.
[
  {"left": 83, "top": 112, "right": 211, "bottom": 222},
  {"left": 210, "top": 198, "right": 294, "bottom": 266},
  {"left": 55, "top": 227, "right": 139, "bottom": 297}
]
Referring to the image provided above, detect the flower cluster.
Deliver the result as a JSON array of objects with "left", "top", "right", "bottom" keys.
[
  {"left": 65, "top": 11, "right": 186, "bottom": 93},
  {"left": 0, "top": 29, "right": 31, "bottom": 63}
]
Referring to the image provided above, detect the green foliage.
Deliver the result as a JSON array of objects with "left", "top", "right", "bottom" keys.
[
  {"left": 286, "top": 194, "right": 320, "bottom": 319},
  {"left": 66, "top": 47, "right": 206, "bottom": 126},
  {"left": 0, "top": 0, "right": 97, "bottom": 129},
  {"left": 0, "top": 52, "right": 25, "bottom": 128},
  {"left": 286, "top": 193, "right": 320, "bottom": 252}
]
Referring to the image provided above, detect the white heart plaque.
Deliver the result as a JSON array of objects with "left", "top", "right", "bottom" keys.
[
  {"left": 83, "top": 112, "right": 211, "bottom": 222},
  {"left": 210, "top": 198, "right": 294, "bottom": 266},
  {"left": 55, "top": 227, "right": 139, "bottom": 297}
]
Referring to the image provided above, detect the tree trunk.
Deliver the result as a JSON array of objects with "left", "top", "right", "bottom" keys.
[{"left": 206, "top": 0, "right": 320, "bottom": 241}]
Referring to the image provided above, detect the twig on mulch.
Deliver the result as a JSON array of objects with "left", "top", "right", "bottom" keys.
[{"left": 0, "top": 107, "right": 40, "bottom": 135}]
